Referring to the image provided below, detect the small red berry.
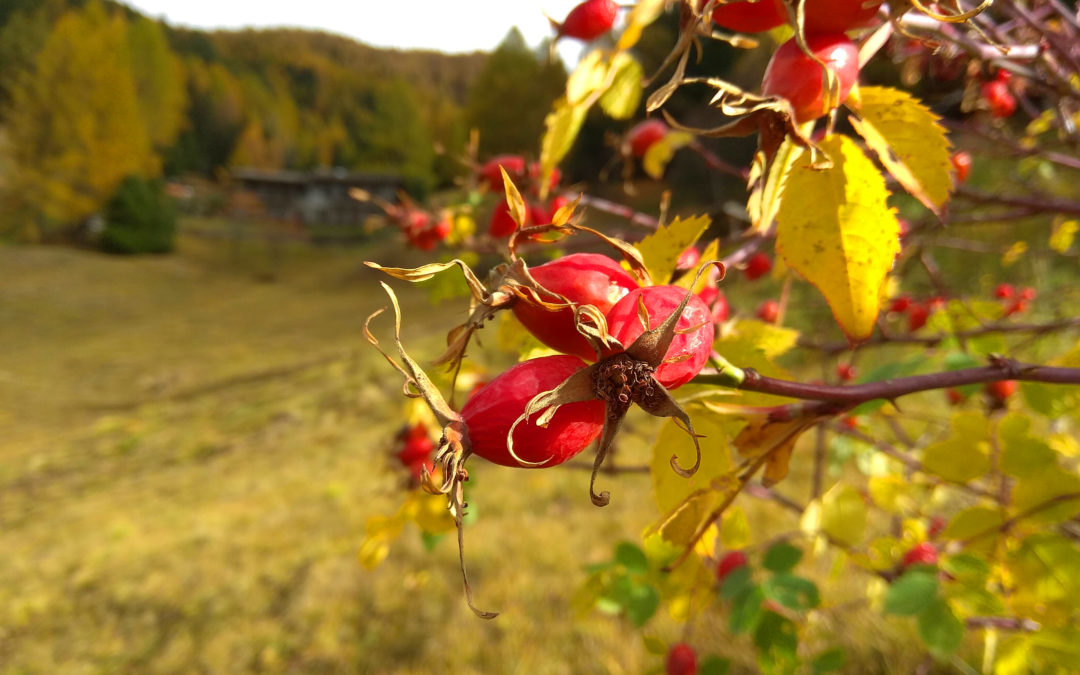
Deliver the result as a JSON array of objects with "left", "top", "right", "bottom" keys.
[
  {"left": 716, "top": 550, "right": 748, "bottom": 582},
  {"left": 802, "top": 0, "right": 885, "bottom": 33},
  {"left": 985, "top": 380, "right": 1017, "bottom": 401},
  {"left": 710, "top": 292, "right": 730, "bottom": 324},
  {"left": 945, "top": 388, "right": 964, "bottom": 405},
  {"left": 756, "top": 299, "right": 779, "bottom": 324},
  {"left": 994, "top": 283, "right": 1016, "bottom": 300},
  {"left": 928, "top": 515, "right": 947, "bottom": 539},
  {"left": 1003, "top": 300, "right": 1027, "bottom": 316},
  {"left": 513, "top": 253, "right": 640, "bottom": 361},
  {"left": 743, "top": 252, "right": 773, "bottom": 281},
  {"left": 666, "top": 643, "right": 698, "bottom": 675},
  {"left": 704, "top": 0, "right": 787, "bottom": 33},
  {"left": 907, "top": 302, "right": 930, "bottom": 331},
  {"left": 527, "top": 162, "right": 561, "bottom": 192},
  {"left": 1019, "top": 286, "right": 1037, "bottom": 301},
  {"left": 556, "top": 0, "right": 619, "bottom": 41},
  {"left": 461, "top": 356, "right": 606, "bottom": 467},
  {"left": 627, "top": 119, "right": 668, "bottom": 158},
  {"left": 479, "top": 155, "right": 527, "bottom": 191},
  {"left": 762, "top": 33, "right": 860, "bottom": 123},
  {"left": 902, "top": 542, "right": 938, "bottom": 568},
  {"left": 606, "top": 285, "right": 715, "bottom": 389},
  {"left": 841, "top": 415, "right": 859, "bottom": 430},
  {"left": 982, "top": 79, "right": 1017, "bottom": 118},
  {"left": 889, "top": 295, "right": 912, "bottom": 314},
  {"left": 951, "top": 152, "right": 972, "bottom": 183},
  {"left": 928, "top": 296, "right": 947, "bottom": 312},
  {"left": 837, "top": 363, "right": 856, "bottom": 382}
]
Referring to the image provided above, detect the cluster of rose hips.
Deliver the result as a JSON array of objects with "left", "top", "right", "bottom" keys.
[
  {"left": 477, "top": 154, "right": 567, "bottom": 238},
  {"left": 994, "top": 282, "right": 1036, "bottom": 317},
  {"left": 461, "top": 252, "right": 716, "bottom": 468}
]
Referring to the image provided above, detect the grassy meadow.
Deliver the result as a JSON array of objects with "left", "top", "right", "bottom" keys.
[{"left": 1, "top": 220, "right": 950, "bottom": 673}]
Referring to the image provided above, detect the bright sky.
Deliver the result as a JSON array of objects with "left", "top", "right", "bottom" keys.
[{"left": 121, "top": 1, "right": 593, "bottom": 61}]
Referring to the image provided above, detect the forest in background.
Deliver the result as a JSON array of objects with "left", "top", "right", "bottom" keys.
[{"left": 0, "top": 0, "right": 568, "bottom": 242}]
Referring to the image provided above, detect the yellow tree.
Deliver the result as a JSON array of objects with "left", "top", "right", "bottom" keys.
[{"left": 2, "top": 1, "right": 155, "bottom": 239}]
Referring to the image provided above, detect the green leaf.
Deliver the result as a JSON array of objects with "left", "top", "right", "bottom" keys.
[
  {"left": 917, "top": 597, "right": 965, "bottom": 658},
  {"left": 763, "top": 573, "right": 820, "bottom": 611},
  {"left": 625, "top": 582, "right": 661, "bottom": 627},
  {"left": 776, "top": 134, "right": 900, "bottom": 342},
  {"left": 420, "top": 531, "right": 445, "bottom": 552},
  {"left": 1011, "top": 465, "right": 1080, "bottom": 524},
  {"left": 700, "top": 656, "right": 731, "bottom": 675},
  {"left": 762, "top": 542, "right": 803, "bottom": 573},
  {"left": 942, "top": 507, "right": 1005, "bottom": 555},
  {"left": 753, "top": 611, "right": 799, "bottom": 671},
  {"left": 998, "top": 413, "right": 1058, "bottom": 479},
  {"left": 598, "top": 53, "right": 643, "bottom": 120},
  {"left": 812, "top": 647, "right": 847, "bottom": 673},
  {"left": 729, "top": 584, "right": 765, "bottom": 634},
  {"left": 849, "top": 86, "right": 953, "bottom": 215},
  {"left": 643, "top": 634, "right": 667, "bottom": 655},
  {"left": 921, "top": 411, "right": 991, "bottom": 484},
  {"left": 883, "top": 570, "right": 939, "bottom": 616},
  {"left": 634, "top": 214, "right": 710, "bottom": 288},
  {"left": 719, "top": 565, "right": 754, "bottom": 600},
  {"left": 820, "top": 483, "right": 867, "bottom": 547},
  {"left": 615, "top": 541, "right": 649, "bottom": 575}
]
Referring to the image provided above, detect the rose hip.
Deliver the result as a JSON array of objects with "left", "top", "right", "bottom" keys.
[
  {"left": 606, "top": 285, "right": 714, "bottom": 389},
  {"left": 513, "top": 253, "right": 640, "bottom": 361},
  {"left": 461, "top": 355, "right": 606, "bottom": 467}
]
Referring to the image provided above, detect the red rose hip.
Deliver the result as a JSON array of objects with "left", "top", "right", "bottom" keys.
[
  {"left": 762, "top": 33, "right": 860, "bottom": 123},
  {"left": 513, "top": 253, "right": 640, "bottom": 361},
  {"left": 461, "top": 355, "right": 606, "bottom": 467},
  {"left": 606, "top": 285, "right": 714, "bottom": 389},
  {"left": 716, "top": 550, "right": 748, "bottom": 582},
  {"left": 627, "top": 119, "right": 669, "bottom": 158},
  {"left": 705, "top": 0, "right": 787, "bottom": 33},
  {"left": 802, "top": 0, "right": 884, "bottom": 33},
  {"left": 666, "top": 643, "right": 698, "bottom": 675},
  {"left": 556, "top": 0, "right": 619, "bottom": 41}
]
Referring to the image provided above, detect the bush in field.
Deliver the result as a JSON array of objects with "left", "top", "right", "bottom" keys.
[
  {"left": 361, "top": 2, "right": 1080, "bottom": 672},
  {"left": 100, "top": 176, "right": 176, "bottom": 254}
]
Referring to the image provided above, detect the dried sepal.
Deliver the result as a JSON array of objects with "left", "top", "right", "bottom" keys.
[
  {"left": 588, "top": 415, "right": 624, "bottom": 507},
  {"left": 636, "top": 380, "right": 703, "bottom": 478},
  {"left": 624, "top": 261, "right": 723, "bottom": 368},
  {"left": 908, "top": 0, "right": 992, "bottom": 22},
  {"left": 365, "top": 259, "right": 488, "bottom": 300}
]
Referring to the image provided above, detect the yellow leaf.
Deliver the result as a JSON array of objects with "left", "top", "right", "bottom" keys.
[
  {"left": 848, "top": 86, "right": 953, "bottom": 214},
  {"left": 405, "top": 490, "right": 456, "bottom": 535},
  {"left": 1050, "top": 218, "right": 1077, "bottom": 253},
  {"left": 500, "top": 167, "right": 527, "bottom": 229},
  {"left": 820, "top": 483, "right": 867, "bottom": 547},
  {"left": 566, "top": 50, "right": 608, "bottom": 106},
  {"left": 776, "top": 134, "right": 900, "bottom": 342},
  {"left": 646, "top": 410, "right": 738, "bottom": 549},
  {"left": 615, "top": 0, "right": 667, "bottom": 51},
  {"left": 540, "top": 98, "right": 588, "bottom": 190},
  {"left": 357, "top": 512, "right": 408, "bottom": 569},
  {"left": 922, "top": 411, "right": 992, "bottom": 484},
  {"left": 642, "top": 130, "right": 693, "bottom": 179},
  {"left": 598, "top": 52, "right": 643, "bottom": 120},
  {"left": 634, "top": 214, "right": 710, "bottom": 286},
  {"left": 720, "top": 506, "right": 751, "bottom": 549},
  {"left": 746, "top": 136, "right": 802, "bottom": 233},
  {"left": 1002, "top": 241, "right": 1027, "bottom": 267}
]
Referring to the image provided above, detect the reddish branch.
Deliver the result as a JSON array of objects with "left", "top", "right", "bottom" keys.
[
  {"left": 695, "top": 357, "right": 1080, "bottom": 407},
  {"left": 798, "top": 317, "right": 1080, "bottom": 354}
]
